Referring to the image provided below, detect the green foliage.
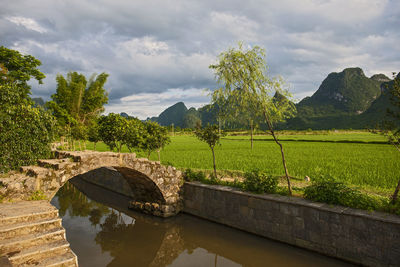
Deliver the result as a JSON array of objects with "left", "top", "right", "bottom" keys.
[
  {"left": 384, "top": 201, "right": 400, "bottom": 216},
  {"left": 304, "top": 176, "right": 380, "bottom": 210},
  {"left": 209, "top": 42, "right": 295, "bottom": 194},
  {"left": 29, "top": 190, "right": 47, "bottom": 200},
  {"left": 243, "top": 169, "right": 278, "bottom": 194},
  {"left": 141, "top": 121, "right": 171, "bottom": 159},
  {"left": 0, "top": 46, "right": 45, "bottom": 97},
  {"left": 47, "top": 71, "right": 108, "bottom": 140},
  {"left": 209, "top": 42, "right": 295, "bottom": 126},
  {"left": 88, "top": 120, "right": 101, "bottom": 144},
  {"left": 85, "top": 134, "right": 398, "bottom": 192},
  {"left": 125, "top": 118, "right": 145, "bottom": 152},
  {"left": 183, "top": 107, "right": 202, "bottom": 129},
  {"left": 386, "top": 73, "right": 400, "bottom": 146},
  {"left": 184, "top": 168, "right": 207, "bottom": 182},
  {"left": 0, "top": 83, "right": 56, "bottom": 172},
  {"left": 194, "top": 124, "right": 224, "bottom": 149},
  {"left": 98, "top": 113, "right": 128, "bottom": 152},
  {"left": 194, "top": 124, "right": 225, "bottom": 178}
]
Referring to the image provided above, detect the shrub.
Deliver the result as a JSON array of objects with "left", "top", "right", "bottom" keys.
[
  {"left": 184, "top": 168, "right": 206, "bottom": 182},
  {"left": 28, "top": 190, "right": 47, "bottom": 200},
  {"left": 304, "top": 176, "right": 380, "bottom": 210},
  {"left": 243, "top": 169, "right": 278, "bottom": 194},
  {"left": 0, "top": 84, "right": 56, "bottom": 173},
  {"left": 384, "top": 201, "right": 400, "bottom": 216}
]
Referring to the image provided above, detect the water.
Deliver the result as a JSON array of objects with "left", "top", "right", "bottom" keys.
[{"left": 51, "top": 177, "right": 353, "bottom": 267}]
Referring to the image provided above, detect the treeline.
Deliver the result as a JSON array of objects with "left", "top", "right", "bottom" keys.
[
  {"left": 89, "top": 114, "right": 170, "bottom": 161},
  {"left": 0, "top": 46, "right": 169, "bottom": 173}
]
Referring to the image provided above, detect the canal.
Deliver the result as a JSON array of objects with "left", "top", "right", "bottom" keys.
[{"left": 51, "top": 177, "right": 353, "bottom": 267}]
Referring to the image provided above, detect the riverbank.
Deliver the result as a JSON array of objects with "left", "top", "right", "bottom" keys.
[{"left": 183, "top": 182, "right": 400, "bottom": 267}]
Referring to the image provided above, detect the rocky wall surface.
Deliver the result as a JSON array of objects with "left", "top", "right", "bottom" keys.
[{"left": 183, "top": 182, "right": 400, "bottom": 267}]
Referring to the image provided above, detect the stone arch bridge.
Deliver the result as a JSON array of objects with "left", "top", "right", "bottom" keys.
[{"left": 0, "top": 151, "right": 184, "bottom": 217}]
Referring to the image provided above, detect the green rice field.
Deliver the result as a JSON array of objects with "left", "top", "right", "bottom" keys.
[{"left": 85, "top": 132, "right": 399, "bottom": 194}]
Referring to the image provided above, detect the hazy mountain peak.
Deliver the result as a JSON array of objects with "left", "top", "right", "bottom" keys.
[
  {"left": 370, "top": 74, "right": 391, "bottom": 82},
  {"left": 298, "top": 67, "right": 381, "bottom": 115}
]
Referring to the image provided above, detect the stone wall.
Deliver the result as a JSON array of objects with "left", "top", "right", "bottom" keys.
[{"left": 183, "top": 182, "right": 400, "bottom": 267}]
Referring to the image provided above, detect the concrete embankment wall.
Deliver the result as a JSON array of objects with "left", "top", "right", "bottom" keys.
[{"left": 183, "top": 182, "right": 400, "bottom": 267}]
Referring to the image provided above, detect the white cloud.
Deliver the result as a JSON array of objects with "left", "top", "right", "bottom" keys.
[
  {"left": 118, "top": 36, "right": 169, "bottom": 57},
  {"left": 108, "top": 88, "right": 210, "bottom": 119},
  {"left": 6, "top": 16, "right": 47, "bottom": 33}
]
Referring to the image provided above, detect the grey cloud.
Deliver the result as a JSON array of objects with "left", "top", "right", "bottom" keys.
[{"left": 1, "top": 0, "right": 399, "bottom": 117}]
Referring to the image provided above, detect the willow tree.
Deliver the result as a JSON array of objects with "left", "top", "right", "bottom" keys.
[
  {"left": 209, "top": 42, "right": 296, "bottom": 194},
  {"left": 222, "top": 88, "right": 264, "bottom": 149}
]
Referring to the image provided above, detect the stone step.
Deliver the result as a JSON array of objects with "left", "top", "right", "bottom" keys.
[
  {"left": 27, "top": 250, "right": 78, "bottom": 267},
  {"left": 8, "top": 239, "right": 70, "bottom": 266},
  {"left": 0, "top": 201, "right": 59, "bottom": 226},
  {"left": 37, "top": 159, "right": 72, "bottom": 170},
  {"left": 20, "top": 166, "right": 51, "bottom": 177},
  {"left": 54, "top": 150, "right": 119, "bottom": 162},
  {"left": 0, "top": 218, "right": 62, "bottom": 240},
  {"left": 0, "top": 227, "right": 65, "bottom": 256},
  {"left": 53, "top": 151, "right": 73, "bottom": 160},
  {"left": 54, "top": 151, "right": 86, "bottom": 162}
]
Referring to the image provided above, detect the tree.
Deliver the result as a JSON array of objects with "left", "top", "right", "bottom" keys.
[
  {"left": 0, "top": 47, "right": 55, "bottom": 172},
  {"left": 209, "top": 42, "right": 296, "bottom": 194},
  {"left": 47, "top": 71, "right": 108, "bottom": 147},
  {"left": 183, "top": 108, "right": 202, "bottom": 129},
  {"left": 194, "top": 124, "right": 225, "bottom": 179},
  {"left": 220, "top": 89, "right": 264, "bottom": 149},
  {"left": 124, "top": 118, "right": 145, "bottom": 153},
  {"left": 98, "top": 113, "right": 128, "bottom": 152},
  {"left": 0, "top": 46, "right": 45, "bottom": 97},
  {"left": 87, "top": 119, "right": 101, "bottom": 151},
  {"left": 0, "top": 83, "right": 56, "bottom": 172},
  {"left": 141, "top": 121, "right": 171, "bottom": 161},
  {"left": 382, "top": 73, "right": 400, "bottom": 204}
]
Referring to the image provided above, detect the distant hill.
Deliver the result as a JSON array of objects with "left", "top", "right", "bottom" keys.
[
  {"left": 283, "top": 68, "right": 394, "bottom": 129},
  {"left": 147, "top": 68, "right": 397, "bottom": 130},
  {"left": 297, "top": 68, "right": 382, "bottom": 116},
  {"left": 359, "top": 74, "right": 399, "bottom": 127},
  {"left": 150, "top": 102, "right": 188, "bottom": 127}
]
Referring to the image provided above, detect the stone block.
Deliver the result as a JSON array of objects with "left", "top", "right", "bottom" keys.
[
  {"left": 293, "top": 216, "right": 305, "bottom": 230},
  {"left": 144, "top": 202, "right": 152, "bottom": 211},
  {"left": 239, "top": 205, "right": 249, "bottom": 217},
  {"left": 280, "top": 203, "right": 299, "bottom": 216},
  {"left": 152, "top": 203, "right": 160, "bottom": 210}
]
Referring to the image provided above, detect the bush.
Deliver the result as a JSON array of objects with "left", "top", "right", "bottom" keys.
[
  {"left": 243, "top": 169, "right": 278, "bottom": 194},
  {"left": 0, "top": 84, "right": 56, "bottom": 173},
  {"left": 28, "top": 190, "right": 47, "bottom": 200},
  {"left": 184, "top": 168, "right": 206, "bottom": 182},
  {"left": 304, "top": 176, "right": 380, "bottom": 210},
  {"left": 384, "top": 201, "right": 400, "bottom": 216}
]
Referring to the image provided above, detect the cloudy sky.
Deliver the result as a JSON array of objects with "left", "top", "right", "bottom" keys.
[{"left": 1, "top": 0, "right": 399, "bottom": 119}]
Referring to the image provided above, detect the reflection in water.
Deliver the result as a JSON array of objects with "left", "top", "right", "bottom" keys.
[{"left": 51, "top": 178, "right": 353, "bottom": 267}]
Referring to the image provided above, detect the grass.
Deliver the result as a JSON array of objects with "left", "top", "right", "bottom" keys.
[{"left": 80, "top": 132, "right": 399, "bottom": 197}]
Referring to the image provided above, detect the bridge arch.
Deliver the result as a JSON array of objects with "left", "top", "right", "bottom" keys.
[{"left": 12, "top": 151, "right": 183, "bottom": 217}]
